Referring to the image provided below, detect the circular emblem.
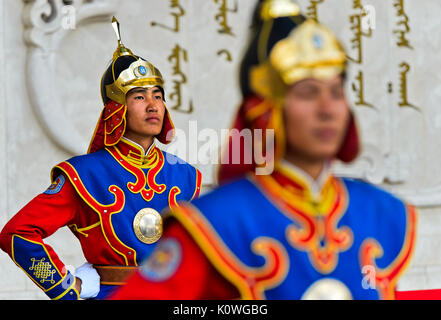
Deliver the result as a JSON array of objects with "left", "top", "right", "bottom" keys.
[
  {"left": 313, "top": 34, "right": 324, "bottom": 50},
  {"left": 133, "top": 208, "right": 163, "bottom": 244},
  {"left": 138, "top": 65, "right": 147, "bottom": 75},
  {"left": 301, "top": 278, "right": 353, "bottom": 300},
  {"left": 44, "top": 174, "right": 66, "bottom": 195},
  {"left": 140, "top": 238, "right": 182, "bottom": 282}
]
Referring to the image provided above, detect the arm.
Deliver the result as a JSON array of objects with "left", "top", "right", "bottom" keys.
[
  {"left": 0, "top": 174, "right": 83, "bottom": 300},
  {"left": 109, "top": 218, "right": 239, "bottom": 300}
]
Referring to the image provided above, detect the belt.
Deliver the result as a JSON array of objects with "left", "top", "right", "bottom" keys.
[{"left": 93, "top": 265, "right": 138, "bottom": 286}]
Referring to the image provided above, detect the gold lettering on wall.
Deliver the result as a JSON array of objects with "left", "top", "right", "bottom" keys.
[
  {"left": 168, "top": 44, "right": 194, "bottom": 114},
  {"left": 352, "top": 71, "right": 375, "bottom": 109},
  {"left": 393, "top": 0, "right": 413, "bottom": 49},
  {"left": 398, "top": 62, "right": 419, "bottom": 111},
  {"left": 306, "top": 0, "right": 324, "bottom": 22},
  {"left": 347, "top": 0, "right": 373, "bottom": 64},
  {"left": 214, "top": 0, "right": 238, "bottom": 36},
  {"left": 151, "top": 0, "right": 185, "bottom": 33}
]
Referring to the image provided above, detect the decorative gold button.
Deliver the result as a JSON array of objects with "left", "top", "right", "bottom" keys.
[{"left": 133, "top": 208, "right": 163, "bottom": 244}]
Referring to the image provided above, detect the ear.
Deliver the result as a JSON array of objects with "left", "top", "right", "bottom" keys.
[{"left": 336, "top": 111, "right": 359, "bottom": 163}]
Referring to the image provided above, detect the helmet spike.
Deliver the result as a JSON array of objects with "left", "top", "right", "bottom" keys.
[
  {"left": 260, "top": 0, "right": 301, "bottom": 20},
  {"left": 111, "top": 16, "right": 134, "bottom": 60},
  {"left": 112, "top": 16, "right": 122, "bottom": 43}
]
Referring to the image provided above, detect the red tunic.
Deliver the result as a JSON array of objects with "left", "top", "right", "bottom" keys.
[
  {"left": 0, "top": 174, "right": 90, "bottom": 299},
  {"left": 0, "top": 138, "right": 202, "bottom": 300},
  {"left": 109, "top": 218, "right": 239, "bottom": 300},
  {"left": 0, "top": 174, "right": 126, "bottom": 267}
]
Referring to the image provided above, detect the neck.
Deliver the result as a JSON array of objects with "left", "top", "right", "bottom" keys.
[
  {"left": 283, "top": 152, "right": 326, "bottom": 181},
  {"left": 123, "top": 133, "right": 154, "bottom": 153}
]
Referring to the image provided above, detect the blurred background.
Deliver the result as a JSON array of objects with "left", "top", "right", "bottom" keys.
[{"left": 0, "top": 0, "right": 440, "bottom": 298}]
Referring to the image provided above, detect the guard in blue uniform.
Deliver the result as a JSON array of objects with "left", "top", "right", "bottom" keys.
[
  {"left": 0, "top": 17, "right": 202, "bottom": 300},
  {"left": 111, "top": 1, "right": 417, "bottom": 300}
]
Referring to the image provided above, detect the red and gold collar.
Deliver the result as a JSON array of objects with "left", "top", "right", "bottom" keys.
[
  {"left": 254, "top": 160, "right": 340, "bottom": 217},
  {"left": 252, "top": 160, "right": 352, "bottom": 274},
  {"left": 114, "top": 137, "right": 157, "bottom": 167}
]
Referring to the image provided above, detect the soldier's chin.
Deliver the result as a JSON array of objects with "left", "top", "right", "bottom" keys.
[
  {"left": 144, "top": 125, "right": 162, "bottom": 136},
  {"left": 306, "top": 146, "right": 340, "bottom": 163}
]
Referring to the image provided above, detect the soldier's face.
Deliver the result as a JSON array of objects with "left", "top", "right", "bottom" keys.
[
  {"left": 125, "top": 87, "right": 165, "bottom": 141},
  {"left": 283, "top": 76, "right": 350, "bottom": 162}
]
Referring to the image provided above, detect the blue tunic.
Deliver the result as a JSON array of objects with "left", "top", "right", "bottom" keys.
[
  {"left": 52, "top": 143, "right": 201, "bottom": 299},
  {"left": 172, "top": 169, "right": 416, "bottom": 300}
]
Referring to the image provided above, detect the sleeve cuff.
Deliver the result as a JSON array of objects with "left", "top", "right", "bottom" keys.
[
  {"left": 46, "top": 271, "right": 80, "bottom": 300},
  {"left": 11, "top": 234, "right": 79, "bottom": 300}
]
